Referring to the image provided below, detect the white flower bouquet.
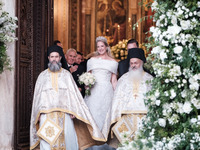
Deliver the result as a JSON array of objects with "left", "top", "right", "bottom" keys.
[{"left": 78, "top": 72, "right": 95, "bottom": 96}]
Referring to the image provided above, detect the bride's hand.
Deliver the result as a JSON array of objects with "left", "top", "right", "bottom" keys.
[{"left": 85, "top": 85, "right": 90, "bottom": 89}]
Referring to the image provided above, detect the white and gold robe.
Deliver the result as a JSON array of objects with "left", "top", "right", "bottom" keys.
[
  {"left": 30, "top": 68, "right": 106, "bottom": 150},
  {"left": 102, "top": 71, "right": 153, "bottom": 142}
]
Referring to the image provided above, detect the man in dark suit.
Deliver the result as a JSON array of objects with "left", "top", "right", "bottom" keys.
[
  {"left": 65, "top": 49, "right": 86, "bottom": 97},
  {"left": 73, "top": 51, "right": 86, "bottom": 97},
  {"left": 118, "top": 39, "right": 139, "bottom": 78}
]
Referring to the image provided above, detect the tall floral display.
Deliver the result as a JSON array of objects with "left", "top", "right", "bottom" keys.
[
  {"left": 0, "top": 2, "right": 18, "bottom": 74},
  {"left": 111, "top": 39, "right": 128, "bottom": 60},
  {"left": 118, "top": 0, "right": 200, "bottom": 150}
]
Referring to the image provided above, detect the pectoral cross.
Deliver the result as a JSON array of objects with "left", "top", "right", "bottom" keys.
[
  {"left": 133, "top": 82, "right": 139, "bottom": 100},
  {"left": 134, "top": 94, "right": 138, "bottom": 99}
]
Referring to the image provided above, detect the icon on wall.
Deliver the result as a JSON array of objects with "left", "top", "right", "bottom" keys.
[{"left": 96, "top": 0, "right": 127, "bottom": 46}]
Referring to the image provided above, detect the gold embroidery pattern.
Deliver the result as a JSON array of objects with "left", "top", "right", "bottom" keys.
[
  {"left": 133, "top": 81, "right": 140, "bottom": 99},
  {"left": 51, "top": 72, "right": 58, "bottom": 92},
  {"left": 118, "top": 123, "right": 129, "bottom": 133},
  {"left": 47, "top": 112, "right": 66, "bottom": 150},
  {"left": 132, "top": 71, "right": 145, "bottom": 100},
  {"left": 45, "top": 126, "right": 55, "bottom": 137}
]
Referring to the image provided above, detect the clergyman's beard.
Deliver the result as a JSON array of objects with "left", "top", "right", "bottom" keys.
[
  {"left": 48, "top": 60, "right": 62, "bottom": 72},
  {"left": 128, "top": 65, "right": 144, "bottom": 82}
]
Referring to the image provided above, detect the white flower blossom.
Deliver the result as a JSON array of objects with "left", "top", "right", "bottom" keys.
[
  {"left": 176, "top": 102, "right": 184, "bottom": 113},
  {"left": 151, "top": 1, "right": 158, "bottom": 11},
  {"left": 152, "top": 46, "right": 162, "bottom": 54},
  {"left": 197, "top": 37, "right": 200, "bottom": 48},
  {"left": 156, "top": 20, "right": 161, "bottom": 27},
  {"left": 156, "top": 100, "right": 161, "bottom": 106},
  {"left": 176, "top": 7, "right": 184, "bottom": 16},
  {"left": 189, "top": 76, "right": 199, "bottom": 91},
  {"left": 170, "top": 89, "right": 176, "bottom": 99},
  {"left": 162, "top": 40, "right": 169, "bottom": 46},
  {"left": 164, "top": 91, "right": 169, "bottom": 96},
  {"left": 180, "top": 20, "right": 191, "bottom": 30},
  {"left": 191, "top": 118, "right": 197, "bottom": 124},
  {"left": 175, "top": 1, "right": 183, "bottom": 8},
  {"left": 160, "top": 51, "right": 167, "bottom": 61},
  {"left": 191, "top": 98, "right": 200, "bottom": 109},
  {"left": 171, "top": 15, "right": 177, "bottom": 24},
  {"left": 197, "top": 11, "right": 200, "bottom": 17},
  {"left": 168, "top": 114, "right": 179, "bottom": 125},
  {"left": 174, "top": 46, "right": 183, "bottom": 54},
  {"left": 167, "top": 25, "right": 181, "bottom": 36},
  {"left": 182, "top": 101, "right": 193, "bottom": 114},
  {"left": 198, "top": 2, "right": 200, "bottom": 8},
  {"left": 181, "top": 90, "right": 187, "bottom": 98},
  {"left": 158, "top": 118, "right": 166, "bottom": 127},
  {"left": 165, "top": 79, "right": 169, "bottom": 83}
]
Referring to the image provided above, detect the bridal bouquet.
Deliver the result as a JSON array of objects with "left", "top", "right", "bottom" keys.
[{"left": 78, "top": 72, "right": 95, "bottom": 96}]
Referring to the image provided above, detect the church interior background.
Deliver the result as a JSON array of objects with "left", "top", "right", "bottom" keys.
[
  {"left": 0, "top": 0, "right": 153, "bottom": 149},
  {"left": 54, "top": 0, "right": 153, "bottom": 57}
]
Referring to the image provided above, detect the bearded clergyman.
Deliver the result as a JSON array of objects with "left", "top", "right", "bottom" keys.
[
  {"left": 30, "top": 45, "right": 106, "bottom": 150},
  {"left": 108, "top": 48, "right": 153, "bottom": 146}
]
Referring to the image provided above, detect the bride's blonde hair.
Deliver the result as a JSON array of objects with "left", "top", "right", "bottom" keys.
[{"left": 95, "top": 36, "right": 113, "bottom": 58}]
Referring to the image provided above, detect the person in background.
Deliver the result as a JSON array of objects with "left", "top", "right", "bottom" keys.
[
  {"left": 75, "top": 51, "right": 83, "bottom": 65},
  {"left": 106, "top": 48, "right": 153, "bottom": 148},
  {"left": 65, "top": 48, "right": 78, "bottom": 73},
  {"left": 54, "top": 40, "right": 63, "bottom": 48},
  {"left": 73, "top": 51, "right": 86, "bottom": 97},
  {"left": 118, "top": 39, "right": 138, "bottom": 79},
  {"left": 30, "top": 45, "right": 104, "bottom": 150}
]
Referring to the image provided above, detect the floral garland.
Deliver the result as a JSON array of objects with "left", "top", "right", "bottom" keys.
[
  {"left": 0, "top": 1, "right": 18, "bottom": 74},
  {"left": 111, "top": 39, "right": 128, "bottom": 60},
  {"left": 118, "top": 0, "right": 200, "bottom": 150}
]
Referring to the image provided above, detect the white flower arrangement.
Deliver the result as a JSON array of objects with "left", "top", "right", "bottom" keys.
[
  {"left": 0, "top": 1, "right": 18, "bottom": 74},
  {"left": 78, "top": 72, "right": 95, "bottom": 96},
  {"left": 118, "top": 0, "right": 200, "bottom": 150}
]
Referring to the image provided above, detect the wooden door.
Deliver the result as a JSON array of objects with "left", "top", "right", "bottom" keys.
[{"left": 14, "top": 0, "right": 54, "bottom": 149}]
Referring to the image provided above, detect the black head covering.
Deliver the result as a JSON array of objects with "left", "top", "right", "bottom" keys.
[
  {"left": 127, "top": 48, "right": 146, "bottom": 63},
  {"left": 47, "top": 45, "right": 63, "bottom": 56}
]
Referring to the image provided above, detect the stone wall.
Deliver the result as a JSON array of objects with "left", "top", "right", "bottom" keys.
[{"left": 0, "top": 0, "right": 16, "bottom": 149}]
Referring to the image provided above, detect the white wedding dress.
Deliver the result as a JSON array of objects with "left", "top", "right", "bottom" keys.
[{"left": 84, "top": 57, "right": 118, "bottom": 131}]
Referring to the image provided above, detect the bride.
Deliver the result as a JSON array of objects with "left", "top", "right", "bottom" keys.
[{"left": 84, "top": 36, "right": 118, "bottom": 132}]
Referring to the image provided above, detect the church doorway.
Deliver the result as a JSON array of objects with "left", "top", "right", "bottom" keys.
[{"left": 14, "top": 0, "right": 53, "bottom": 149}]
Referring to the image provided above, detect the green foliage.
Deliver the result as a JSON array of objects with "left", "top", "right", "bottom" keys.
[
  {"left": 0, "top": 2, "right": 17, "bottom": 74},
  {"left": 0, "top": 42, "right": 11, "bottom": 74}
]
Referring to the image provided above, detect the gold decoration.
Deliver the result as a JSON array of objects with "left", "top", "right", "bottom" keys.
[
  {"left": 45, "top": 126, "right": 55, "bottom": 137},
  {"left": 112, "top": 116, "right": 132, "bottom": 143},
  {"left": 133, "top": 81, "right": 140, "bottom": 99},
  {"left": 37, "top": 118, "right": 63, "bottom": 145},
  {"left": 118, "top": 123, "right": 129, "bottom": 132},
  {"left": 132, "top": 71, "right": 145, "bottom": 100}
]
